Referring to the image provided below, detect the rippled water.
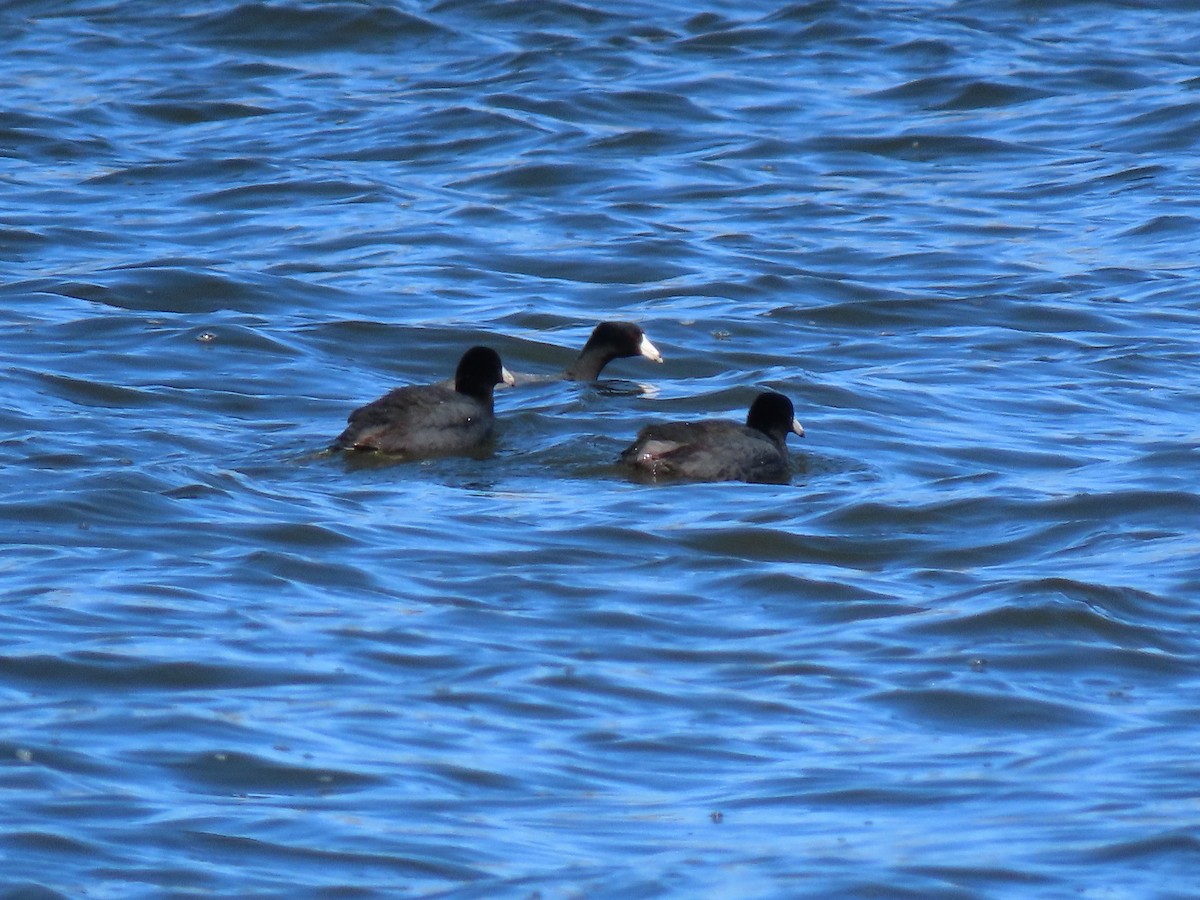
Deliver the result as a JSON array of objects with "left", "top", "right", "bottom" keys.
[{"left": 4, "top": 1, "right": 1200, "bottom": 896}]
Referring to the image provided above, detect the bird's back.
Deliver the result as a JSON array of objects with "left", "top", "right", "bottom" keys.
[
  {"left": 621, "top": 420, "right": 788, "bottom": 482},
  {"left": 334, "top": 384, "right": 494, "bottom": 455}
]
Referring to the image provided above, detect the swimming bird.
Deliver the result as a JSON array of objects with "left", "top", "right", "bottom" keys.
[
  {"left": 561, "top": 321, "right": 662, "bottom": 381},
  {"left": 619, "top": 391, "right": 805, "bottom": 483},
  {"left": 332, "top": 346, "right": 514, "bottom": 456}
]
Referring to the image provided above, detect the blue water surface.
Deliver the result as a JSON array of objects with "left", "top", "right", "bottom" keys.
[{"left": 3, "top": 1, "right": 1200, "bottom": 896}]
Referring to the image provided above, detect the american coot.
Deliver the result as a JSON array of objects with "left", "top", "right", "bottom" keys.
[
  {"left": 619, "top": 391, "right": 805, "bottom": 483},
  {"left": 444, "top": 323, "right": 662, "bottom": 388},
  {"left": 562, "top": 321, "right": 662, "bottom": 381},
  {"left": 332, "top": 346, "right": 515, "bottom": 456}
]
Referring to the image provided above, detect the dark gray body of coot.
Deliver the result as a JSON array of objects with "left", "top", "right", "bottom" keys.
[
  {"left": 333, "top": 346, "right": 514, "bottom": 456},
  {"left": 620, "top": 391, "right": 805, "bottom": 483}
]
